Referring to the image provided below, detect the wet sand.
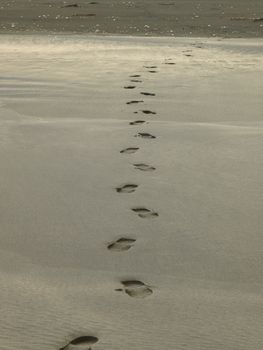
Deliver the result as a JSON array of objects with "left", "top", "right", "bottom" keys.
[
  {"left": 0, "top": 0, "right": 262, "bottom": 37},
  {"left": 1, "top": 2, "right": 263, "bottom": 350},
  {"left": 0, "top": 35, "right": 263, "bottom": 350}
]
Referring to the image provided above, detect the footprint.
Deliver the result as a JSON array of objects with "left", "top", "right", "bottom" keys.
[
  {"left": 62, "top": 3, "right": 79, "bottom": 8},
  {"left": 144, "top": 66, "right": 157, "bottom": 69},
  {"left": 129, "top": 120, "right": 146, "bottom": 125},
  {"left": 127, "top": 100, "right": 144, "bottom": 105},
  {"left": 72, "top": 13, "right": 96, "bottom": 17},
  {"left": 133, "top": 163, "right": 156, "bottom": 171},
  {"left": 130, "top": 79, "right": 142, "bottom": 83},
  {"left": 130, "top": 74, "right": 141, "bottom": 78},
  {"left": 117, "top": 280, "right": 153, "bottom": 298},
  {"left": 141, "top": 110, "right": 156, "bottom": 115},
  {"left": 159, "top": 2, "right": 175, "bottom": 5},
  {"left": 60, "top": 336, "right": 99, "bottom": 350},
  {"left": 116, "top": 184, "right": 138, "bottom": 193},
  {"left": 124, "top": 86, "right": 136, "bottom": 89},
  {"left": 165, "top": 62, "right": 175, "bottom": 65},
  {"left": 148, "top": 70, "right": 157, "bottom": 73},
  {"left": 120, "top": 147, "right": 139, "bottom": 154},
  {"left": 108, "top": 238, "right": 136, "bottom": 252},
  {"left": 140, "top": 92, "right": 156, "bottom": 96},
  {"left": 135, "top": 132, "right": 156, "bottom": 139},
  {"left": 132, "top": 207, "right": 159, "bottom": 218}
]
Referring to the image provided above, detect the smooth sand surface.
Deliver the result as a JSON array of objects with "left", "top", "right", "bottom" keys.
[
  {"left": 0, "top": 35, "right": 263, "bottom": 349},
  {"left": 0, "top": 0, "right": 263, "bottom": 37}
]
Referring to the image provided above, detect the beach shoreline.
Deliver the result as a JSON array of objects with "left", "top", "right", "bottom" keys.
[{"left": 0, "top": 0, "right": 262, "bottom": 38}]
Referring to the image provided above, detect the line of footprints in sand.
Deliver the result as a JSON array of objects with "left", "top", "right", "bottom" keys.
[
  {"left": 118, "top": 65, "right": 159, "bottom": 234},
  {"left": 59, "top": 60, "right": 177, "bottom": 350},
  {"left": 112, "top": 66, "right": 159, "bottom": 299}
]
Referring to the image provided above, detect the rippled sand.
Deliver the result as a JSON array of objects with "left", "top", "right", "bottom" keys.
[{"left": 0, "top": 35, "right": 263, "bottom": 350}]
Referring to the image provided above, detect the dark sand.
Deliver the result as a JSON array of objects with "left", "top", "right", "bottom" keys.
[{"left": 0, "top": 0, "right": 262, "bottom": 37}]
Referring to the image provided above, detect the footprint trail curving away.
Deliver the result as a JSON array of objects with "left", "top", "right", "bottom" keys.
[{"left": 1, "top": 35, "right": 263, "bottom": 350}]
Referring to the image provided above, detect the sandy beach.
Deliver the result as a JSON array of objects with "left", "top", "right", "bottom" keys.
[
  {"left": 1, "top": 1, "right": 263, "bottom": 350},
  {"left": 0, "top": 33, "right": 263, "bottom": 349}
]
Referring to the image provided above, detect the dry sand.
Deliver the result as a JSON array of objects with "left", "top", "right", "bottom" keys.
[
  {"left": 0, "top": 35, "right": 263, "bottom": 350},
  {"left": 0, "top": 0, "right": 262, "bottom": 37}
]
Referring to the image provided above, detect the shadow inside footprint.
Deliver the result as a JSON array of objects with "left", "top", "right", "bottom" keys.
[
  {"left": 141, "top": 110, "right": 156, "bottom": 115},
  {"left": 130, "top": 74, "right": 141, "bottom": 77},
  {"left": 118, "top": 280, "right": 153, "bottom": 298},
  {"left": 62, "top": 3, "right": 79, "bottom": 7},
  {"left": 165, "top": 62, "right": 176, "bottom": 65},
  {"left": 159, "top": 2, "right": 175, "bottom": 5},
  {"left": 144, "top": 66, "right": 157, "bottom": 69},
  {"left": 124, "top": 86, "right": 136, "bottom": 89},
  {"left": 140, "top": 92, "right": 156, "bottom": 96},
  {"left": 134, "top": 163, "right": 156, "bottom": 171},
  {"left": 116, "top": 184, "right": 138, "bottom": 193},
  {"left": 72, "top": 13, "right": 96, "bottom": 16},
  {"left": 108, "top": 238, "right": 136, "bottom": 252},
  {"left": 130, "top": 79, "right": 142, "bottom": 83},
  {"left": 60, "top": 336, "right": 99, "bottom": 350},
  {"left": 148, "top": 70, "right": 157, "bottom": 73},
  {"left": 135, "top": 132, "right": 156, "bottom": 139},
  {"left": 129, "top": 120, "right": 146, "bottom": 125},
  {"left": 127, "top": 100, "right": 144, "bottom": 105},
  {"left": 132, "top": 207, "right": 159, "bottom": 218},
  {"left": 120, "top": 147, "right": 139, "bottom": 154}
]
